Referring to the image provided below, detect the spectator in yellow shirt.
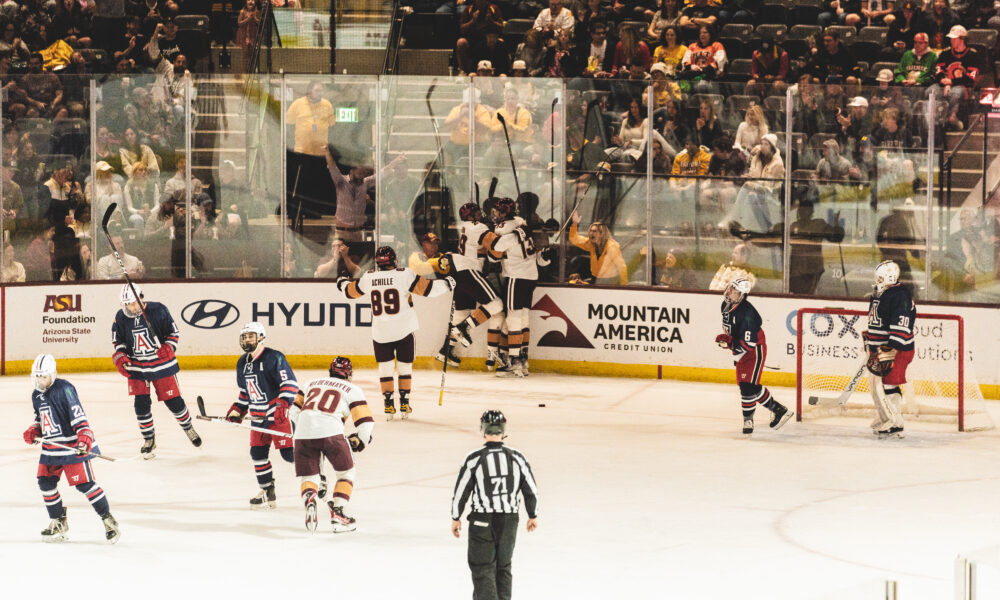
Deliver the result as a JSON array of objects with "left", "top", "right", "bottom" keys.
[
  {"left": 568, "top": 211, "right": 629, "bottom": 285},
  {"left": 286, "top": 81, "right": 336, "bottom": 156}
]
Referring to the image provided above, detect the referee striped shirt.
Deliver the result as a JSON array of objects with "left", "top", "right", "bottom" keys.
[{"left": 452, "top": 442, "right": 538, "bottom": 520}]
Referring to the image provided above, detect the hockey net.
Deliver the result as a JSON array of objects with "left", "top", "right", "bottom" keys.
[{"left": 795, "top": 308, "right": 994, "bottom": 432}]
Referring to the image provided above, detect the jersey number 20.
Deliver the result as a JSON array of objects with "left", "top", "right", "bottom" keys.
[{"left": 302, "top": 388, "right": 342, "bottom": 414}]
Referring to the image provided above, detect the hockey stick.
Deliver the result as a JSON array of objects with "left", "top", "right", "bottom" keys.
[
  {"left": 438, "top": 293, "right": 456, "bottom": 406},
  {"left": 807, "top": 361, "right": 867, "bottom": 406},
  {"left": 550, "top": 96, "right": 557, "bottom": 222},
  {"left": 195, "top": 395, "right": 293, "bottom": 438},
  {"left": 101, "top": 203, "right": 162, "bottom": 347},
  {"left": 495, "top": 113, "right": 521, "bottom": 198},
  {"left": 33, "top": 439, "right": 130, "bottom": 462}
]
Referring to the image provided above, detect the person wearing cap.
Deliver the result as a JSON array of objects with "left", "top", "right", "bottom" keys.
[
  {"left": 894, "top": 31, "right": 938, "bottom": 87},
  {"left": 871, "top": 68, "right": 907, "bottom": 115},
  {"left": 728, "top": 132, "right": 784, "bottom": 233},
  {"left": 746, "top": 35, "right": 789, "bottom": 99},
  {"left": 883, "top": 0, "right": 930, "bottom": 60},
  {"left": 408, "top": 232, "right": 451, "bottom": 278},
  {"left": 932, "top": 24, "right": 986, "bottom": 131},
  {"left": 85, "top": 161, "right": 123, "bottom": 224},
  {"left": 836, "top": 96, "right": 874, "bottom": 153},
  {"left": 456, "top": 0, "right": 504, "bottom": 75}
]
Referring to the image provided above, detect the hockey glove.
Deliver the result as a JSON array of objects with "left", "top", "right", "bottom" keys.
[
  {"left": 866, "top": 349, "right": 886, "bottom": 377},
  {"left": 75, "top": 431, "right": 93, "bottom": 456},
  {"left": 23, "top": 423, "right": 41, "bottom": 445},
  {"left": 539, "top": 246, "right": 556, "bottom": 263},
  {"left": 226, "top": 403, "right": 247, "bottom": 423},
  {"left": 112, "top": 351, "right": 131, "bottom": 378},
  {"left": 272, "top": 401, "right": 290, "bottom": 426},
  {"left": 877, "top": 345, "right": 897, "bottom": 374},
  {"left": 336, "top": 277, "right": 350, "bottom": 293},
  {"left": 714, "top": 333, "right": 733, "bottom": 349},
  {"left": 155, "top": 343, "right": 175, "bottom": 361},
  {"left": 347, "top": 433, "right": 367, "bottom": 453}
]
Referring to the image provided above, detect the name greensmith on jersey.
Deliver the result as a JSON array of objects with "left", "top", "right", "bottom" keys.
[{"left": 587, "top": 303, "right": 690, "bottom": 345}]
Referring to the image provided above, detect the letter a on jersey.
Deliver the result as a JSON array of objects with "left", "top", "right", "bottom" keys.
[
  {"left": 133, "top": 329, "right": 156, "bottom": 356},
  {"left": 40, "top": 409, "right": 61, "bottom": 436}
]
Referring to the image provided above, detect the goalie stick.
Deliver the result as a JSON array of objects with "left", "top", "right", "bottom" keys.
[
  {"left": 101, "top": 203, "right": 162, "bottom": 347},
  {"left": 33, "top": 439, "right": 136, "bottom": 462},
  {"left": 195, "top": 396, "right": 293, "bottom": 438},
  {"left": 807, "top": 361, "right": 867, "bottom": 407}
]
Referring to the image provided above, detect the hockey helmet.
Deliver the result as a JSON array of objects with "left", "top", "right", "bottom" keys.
[
  {"left": 239, "top": 321, "right": 266, "bottom": 353},
  {"left": 480, "top": 409, "right": 507, "bottom": 436},
  {"left": 492, "top": 197, "right": 516, "bottom": 222},
  {"left": 120, "top": 283, "right": 144, "bottom": 318},
  {"left": 329, "top": 356, "right": 353, "bottom": 381},
  {"left": 874, "top": 260, "right": 900, "bottom": 296},
  {"left": 723, "top": 278, "right": 752, "bottom": 312},
  {"left": 32, "top": 353, "right": 57, "bottom": 391},
  {"left": 375, "top": 246, "right": 397, "bottom": 271},
  {"left": 459, "top": 202, "right": 481, "bottom": 222}
]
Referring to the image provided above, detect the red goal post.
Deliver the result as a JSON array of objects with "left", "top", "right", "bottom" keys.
[{"left": 795, "top": 308, "right": 991, "bottom": 432}]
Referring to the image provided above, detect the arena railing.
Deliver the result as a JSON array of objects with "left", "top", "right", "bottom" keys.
[{"left": 0, "top": 74, "right": 995, "bottom": 305}]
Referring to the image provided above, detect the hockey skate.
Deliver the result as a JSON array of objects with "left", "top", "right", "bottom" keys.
[
  {"left": 520, "top": 349, "right": 530, "bottom": 376},
  {"left": 249, "top": 484, "right": 277, "bottom": 510},
  {"left": 769, "top": 404, "right": 793, "bottom": 430},
  {"left": 435, "top": 342, "right": 461, "bottom": 367},
  {"left": 485, "top": 348, "right": 501, "bottom": 372},
  {"left": 384, "top": 393, "right": 396, "bottom": 421},
  {"left": 329, "top": 501, "right": 357, "bottom": 533},
  {"left": 399, "top": 392, "right": 412, "bottom": 420},
  {"left": 495, "top": 354, "right": 514, "bottom": 377},
  {"left": 185, "top": 427, "right": 202, "bottom": 448},
  {"left": 452, "top": 321, "right": 473, "bottom": 347},
  {"left": 742, "top": 419, "right": 754, "bottom": 436},
  {"left": 317, "top": 474, "right": 328, "bottom": 499},
  {"left": 140, "top": 436, "right": 156, "bottom": 460},
  {"left": 877, "top": 426, "right": 905, "bottom": 439},
  {"left": 41, "top": 509, "right": 68, "bottom": 542},
  {"left": 304, "top": 492, "right": 318, "bottom": 532},
  {"left": 509, "top": 358, "right": 527, "bottom": 378},
  {"left": 101, "top": 513, "right": 120, "bottom": 544}
]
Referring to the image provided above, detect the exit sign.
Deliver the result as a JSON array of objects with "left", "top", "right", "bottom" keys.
[{"left": 337, "top": 107, "right": 358, "bottom": 122}]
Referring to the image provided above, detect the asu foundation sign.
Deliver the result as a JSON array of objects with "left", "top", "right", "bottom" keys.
[
  {"left": 40, "top": 293, "right": 98, "bottom": 344},
  {"left": 530, "top": 287, "right": 693, "bottom": 362}
]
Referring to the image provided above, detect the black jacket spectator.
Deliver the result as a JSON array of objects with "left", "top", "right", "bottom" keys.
[{"left": 807, "top": 33, "right": 860, "bottom": 83}]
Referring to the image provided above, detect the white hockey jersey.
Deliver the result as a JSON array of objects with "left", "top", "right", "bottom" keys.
[
  {"left": 452, "top": 221, "right": 490, "bottom": 272},
  {"left": 345, "top": 267, "right": 448, "bottom": 343},
  {"left": 292, "top": 376, "right": 374, "bottom": 444},
  {"left": 490, "top": 217, "right": 539, "bottom": 280}
]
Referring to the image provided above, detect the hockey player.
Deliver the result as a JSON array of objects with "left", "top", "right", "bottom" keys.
[
  {"left": 485, "top": 198, "right": 553, "bottom": 377},
  {"left": 23, "top": 354, "right": 120, "bottom": 543},
  {"left": 226, "top": 322, "right": 300, "bottom": 509},
  {"left": 339, "top": 245, "right": 453, "bottom": 419},
  {"left": 111, "top": 283, "right": 200, "bottom": 458},
  {"left": 864, "top": 260, "right": 916, "bottom": 439},
  {"left": 444, "top": 202, "right": 504, "bottom": 367},
  {"left": 714, "top": 278, "right": 793, "bottom": 435},
  {"left": 291, "top": 356, "right": 374, "bottom": 532}
]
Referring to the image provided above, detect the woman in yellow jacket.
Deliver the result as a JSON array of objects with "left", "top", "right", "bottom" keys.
[{"left": 568, "top": 211, "right": 629, "bottom": 285}]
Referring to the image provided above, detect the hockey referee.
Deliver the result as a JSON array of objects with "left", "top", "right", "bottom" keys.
[{"left": 451, "top": 410, "right": 538, "bottom": 600}]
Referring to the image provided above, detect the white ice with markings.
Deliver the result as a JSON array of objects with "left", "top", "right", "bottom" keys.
[{"left": 1, "top": 368, "right": 999, "bottom": 599}]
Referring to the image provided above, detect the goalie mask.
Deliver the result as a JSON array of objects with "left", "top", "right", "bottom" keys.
[
  {"left": 375, "top": 246, "right": 397, "bottom": 271},
  {"left": 329, "top": 356, "right": 353, "bottom": 380},
  {"left": 239, "top": 322, "right": 266, "bottom": 353},
  {"left": 120, "top": 283, "right": 144, "bottom": 318},
  {"left": 723, "top": 278, "right": 752, "bottom": 312},
  {"left": 480, "top": 409, "right": 507, "bottom": 436},
  {"left": 873, "top": 260, "right": 900, "bottom": 296},
  {"left": 32, "top": 353, "right": 57, "bottom": 392}
]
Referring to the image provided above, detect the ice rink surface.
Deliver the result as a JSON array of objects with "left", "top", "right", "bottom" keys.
[{"left": 2, "top": 367, "right": 1000, "bottom": 599}]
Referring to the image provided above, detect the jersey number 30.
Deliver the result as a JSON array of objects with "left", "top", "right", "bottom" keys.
[{"left": 302, "top": 388, "right": 342, "bottom": 414}]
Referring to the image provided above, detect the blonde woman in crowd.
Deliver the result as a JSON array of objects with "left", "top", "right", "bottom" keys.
[
  {"left": 568, "top": 210, "right": 629, "bottom": 285},
  {"left": 733, "top": 104, "right": 768, "bottom": 154}
]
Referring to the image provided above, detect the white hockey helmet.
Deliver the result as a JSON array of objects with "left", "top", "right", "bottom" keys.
[
  {"left": 32, "top": 354, "right": 57, "bottom": 391},
  {"left": 723, "top": 278, "right": 752, "bottom": 312},
  {"left": 120, "top": 283, "right": 144, "bottom": 317},
  {"left": 874, "top": 260, "right": 900, "bottom": 296},
  {"left": 239, "top": 321, "right": 266, "bottom": 353}
]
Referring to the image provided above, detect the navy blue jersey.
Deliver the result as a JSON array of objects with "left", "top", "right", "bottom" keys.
[
  {"left": 867, "top": 285, "right": 916, "bottom": 351},
  {"left": 111, "top": 301, "right": 181, "bottom": 382},
  {"left": 235, "top": 348, "right": 300, "bottom": 426},
  {"left": 32, "top": 379, "right": 99, "bottom": 465},
  {"left": 720, "top": 299, "right": 764, "bottom": 357}
]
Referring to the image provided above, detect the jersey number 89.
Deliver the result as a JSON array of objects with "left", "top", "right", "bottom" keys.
[{"left": 370, "top": 289, "right": 400, "bottom": 316}]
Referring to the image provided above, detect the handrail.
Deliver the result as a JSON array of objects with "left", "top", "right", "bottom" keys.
[
  {"left": 381, "top": 0, "right": 404, "bottom": 75},
  {"left": 943, "top": 112, "right": 985, "bottom": 168}
]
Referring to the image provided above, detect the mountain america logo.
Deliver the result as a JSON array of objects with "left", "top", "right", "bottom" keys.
[{"left": 530, "top": 294, "right": 594, "bottom": 349}]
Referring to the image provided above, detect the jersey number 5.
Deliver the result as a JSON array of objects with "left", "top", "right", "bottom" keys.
[
  {"left": 370, "top": 289, "right": 400, "bottom": 316},
  {"left": 302, "top": 388, "right": 342, "bottom": 414}
]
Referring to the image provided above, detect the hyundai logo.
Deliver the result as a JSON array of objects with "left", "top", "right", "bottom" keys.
[{"left": 182, "top": 300, "right": 240, "bottom": 329}]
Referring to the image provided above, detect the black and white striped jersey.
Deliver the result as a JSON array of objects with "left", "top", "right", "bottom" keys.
[{"left": 452, "top": 441, "right": 538, "bottom": 520}]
